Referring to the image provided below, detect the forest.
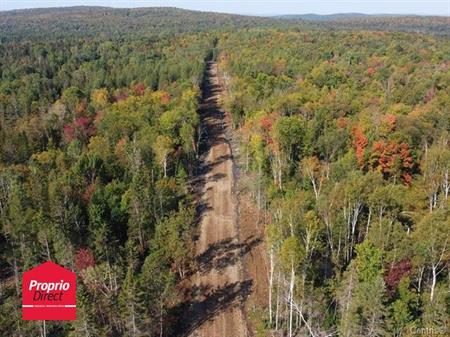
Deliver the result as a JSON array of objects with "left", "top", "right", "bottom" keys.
[
  {"left": 0, "top": 7, "right": 285, "bottom": 41},
  {"left": 0, "top": 6, "right": 449, "bottom": 337},
  {"left": 0, "top": 25, "right": 215, "bottom": 335},
  {"left": 218, "top": 29, "right": 449, "bottom": 336}
]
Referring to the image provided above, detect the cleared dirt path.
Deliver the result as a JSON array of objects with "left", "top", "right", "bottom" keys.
[{"left": 177, "top": 61, "right": 254, "bottom": 337}]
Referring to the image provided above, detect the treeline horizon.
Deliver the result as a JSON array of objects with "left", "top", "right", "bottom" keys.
[{"left": 1, "top": 6, "right": 449, "bottom": 42}]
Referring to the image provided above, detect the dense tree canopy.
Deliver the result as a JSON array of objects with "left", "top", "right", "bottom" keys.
[
  {"left": 0, "top": 7, "right": 449, "bottom": 337},
  {"left": 0, "top": 26, "right": 214, "bottom": 336},
  {"left": 219, "top": 29, "right": 449, "bottom": 336}
]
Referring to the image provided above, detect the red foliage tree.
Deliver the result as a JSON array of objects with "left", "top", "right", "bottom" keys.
[
  {"left": 160, "top": 91, "right": 171, "bottom": 104},
  {"left": 352, "top": 125, "right": 368, "bottom": 168},
  {"left": 384, "top": 259, "right": 412, "bottom": 295},
  {"left": 74, "top": 248, "right": 95, "bottom": 272},
  {"left": 63, "top": 124, "right": 75, "bottom": 142},
  {"left": 133, "top": 83, "right": 146, "bottom": 96},
  {"left": 113, "top": 90, "right": 129, "bottom": 102},
  {"left": 63, "top": 116, "right": 96, "bottom": 143},
  {"left": 260, "top": 117, "right": 273, "bottom": 132},
  {"left": 382, "top": 114, "right": 397, "bottom": 132},
  {"left": 337, "top": 117, "right": 348, "bottom": 129},
  {"left": 259, "top": 114, "right": 277, "bottom": 145},
  {"left": 82, "top": 183, "right": 96, "bottom": 203},
  {"left": 367, "top": 67, "right": 376, "bottom": 76},
  {"left": 370, "top": 140, "right": 414, "bottom": 185}
]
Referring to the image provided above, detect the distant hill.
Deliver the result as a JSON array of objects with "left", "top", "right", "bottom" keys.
[
  {"left": 274, "top": 13, "right": 373, "bottom": 20},
  {"left": 313, "top": 15, "right": 449, "bottom": 36},
  {"left": 1, "top": 7, "right": 448, "bottom": 41},
  {"left": 0, "top": 6, "right": 287, "bottom": 41},
  {"left": 275, "top": 13, "right": 449, "bottom": 36}
]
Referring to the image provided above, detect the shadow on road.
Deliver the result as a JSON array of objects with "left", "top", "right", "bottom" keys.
[
  {"left": 196, "top": 236, "right": 261, "bottom": 274},
  {"left": 171, "top": 279, "right": 253, "bottom": 337}
]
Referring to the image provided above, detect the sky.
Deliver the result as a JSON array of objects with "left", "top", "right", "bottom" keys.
[{"left": 1, "top": 0, "right": 449, "bottom": 16}]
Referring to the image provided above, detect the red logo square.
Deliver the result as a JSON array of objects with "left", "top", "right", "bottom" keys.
[{"left": 22, "top": 261, "right": 76, "bottom": 320}]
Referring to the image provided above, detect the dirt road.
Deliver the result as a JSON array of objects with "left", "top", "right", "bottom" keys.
[{"left": 177, "top": 61, "right": 255, "bottom": 337}]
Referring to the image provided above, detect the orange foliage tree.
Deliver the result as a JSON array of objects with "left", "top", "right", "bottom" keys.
[
  {"left": 369, "top": 140, "right": 414, "bottom": 184},
  {"left": 352, "top": 125, "right": 368, "bottom": 168}
]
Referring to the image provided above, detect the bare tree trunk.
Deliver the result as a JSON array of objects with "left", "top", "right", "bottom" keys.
[
  {"left": 13, "top": 255, "right": 20, "bottom": 296},
  {"left": 163, "top": 156, "right": 167, "bottom": 178},
  {"left": 350, "top": 202, "right": 362, "bottom": 259},
  {"left": 443, "top": 169, "right": 449, "bottom": 200},
  {"left": 132, "top": 311, "right": 136, "bottom": 337},
  {"left": 289, "top": 262, "right": 295, "bottom": 337},
  {"left": 365, "top": 207, "right": 372, "bottom": 239},
  {"left": 430, "top": 265, "right": 436, "bottom": 302},
  {"left": 277, "top": 155, "right": 283, "bottom": 190},
  {"left": 275, "top": 271, "right": 280, "bottom": 331},
  {"left": 195, "top": 125, "right": 202, "bottom": 159},
  {"left": 340, "top": 268, "right": 355, "bottom": 337},
  {"left": 13, "top": 299, "right": 22, "bottom": 337},
  {"left": 310, "top": 173, "right": 319, "bottom": 200},
  {"left": 45, "top": 235, "right": 51, "bottom": 261},
  {"left": 160, "top": 305, "right": 164, "bottom": 337},
  {"left": 269, "top": 248, "right": 274, "bottom": 325},
  {"left": 84, "top": 321, "right": 90, "bottom": 337},
  {"left": 430, "top": 244, "right": 447, "bottom": 302},
  {"left": 417, "top": 266, "right": 424, "bottom": 293}
]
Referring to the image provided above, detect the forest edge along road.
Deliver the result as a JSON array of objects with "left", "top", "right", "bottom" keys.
[{"left": 176, "top": 61, "right": 254, "bottom": 337}]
